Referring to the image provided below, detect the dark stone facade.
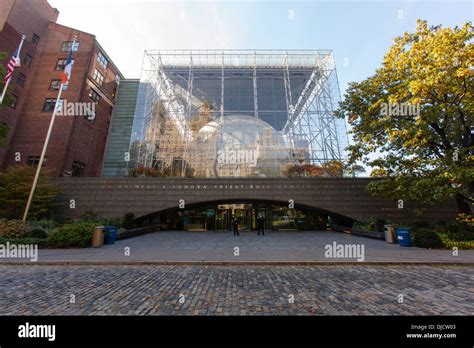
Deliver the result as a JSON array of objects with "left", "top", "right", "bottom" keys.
[{"left": 55, "top": 177, "right": 458, "bottom": 223}]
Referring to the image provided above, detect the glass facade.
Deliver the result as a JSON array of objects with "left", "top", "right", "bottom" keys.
[
  {"left": 139, "top": 201, "right": 333, "bottom": 232},
  {"left": 127, "top": 50, "right": 347, "bottom": 178}
]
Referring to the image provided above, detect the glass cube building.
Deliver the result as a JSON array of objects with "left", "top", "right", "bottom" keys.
[{"left": 102, "top": 50, "right": 348, "bottom": 178}]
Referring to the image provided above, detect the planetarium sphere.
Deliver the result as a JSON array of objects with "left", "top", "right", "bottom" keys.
[{"left": 191, "top": 115, "right": 290, "bottom": 178}]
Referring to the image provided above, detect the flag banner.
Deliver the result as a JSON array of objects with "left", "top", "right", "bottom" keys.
[
  {"left": 4, "top": 47, "right": 21, "bottom": 84},
  {"left": 1, "top": 35, "right": 25, "bottom": 105},
  {"left": 61, "top": 47, "right": 74, "bottom": 85}
]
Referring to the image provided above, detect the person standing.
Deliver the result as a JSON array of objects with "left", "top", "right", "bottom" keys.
[
  {"left": 257, "top": 214, "right": 265, "bottom": 236},
  {"left": 232, "top": 216, "right": 240, "bottom": 236}
]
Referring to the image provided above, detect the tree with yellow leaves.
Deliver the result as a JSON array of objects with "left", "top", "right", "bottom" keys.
[{"left": 336, "top": 20, "right": 473, "bottom": 215}]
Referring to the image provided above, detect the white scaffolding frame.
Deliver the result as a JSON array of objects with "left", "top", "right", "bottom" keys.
[{"left": 132, "top": 49, "right": 347, "bottom": 176}]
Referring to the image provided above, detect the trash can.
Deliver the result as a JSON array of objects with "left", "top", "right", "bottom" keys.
[
  {"left": 396, "top": 227, "right": 412, "bottom": 247},
  {"left": 384, "top": 224, "right": 396, "bottom": 244},
  {"left": 91, "top": 226, "right": 105, "bottom": 247},
  {"left": 104, "top": 225, "right": 117, "bottom": 245}
]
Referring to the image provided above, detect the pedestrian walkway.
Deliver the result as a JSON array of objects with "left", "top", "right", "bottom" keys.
[{"left": 1, "top": 231, "right": 472, "bottom": 264}]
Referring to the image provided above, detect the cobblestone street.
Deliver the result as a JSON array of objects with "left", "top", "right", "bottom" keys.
[{"left": 0, "top": 265, "right": 472, "bottom": 315}]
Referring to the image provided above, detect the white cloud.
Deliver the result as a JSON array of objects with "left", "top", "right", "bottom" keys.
[{"left": 48, "top": 0, "right": 240, "bottom": 77}]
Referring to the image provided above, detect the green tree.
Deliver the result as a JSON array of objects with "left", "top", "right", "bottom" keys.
[
  {"left": 336, "top": 20, "right": 473, "bottom": 215},
  {"left": 0, "top": 52, "right": 12, "bottom": 106},
  {"left": 346, "top": 164, "right": 366, "bottom": 177},
  {"left": 0, "top": 122, "right": 8, "bottom": 147},
  {"left": 0, "top": 51, "right": 12, "bottom": 147},
  {"left": 0, "top": 165, "right": 60, "bottom": 219}
]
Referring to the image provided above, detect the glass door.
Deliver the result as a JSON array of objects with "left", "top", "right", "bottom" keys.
[{"left": 216, "top": 209, "right": 231, "bottom": 231}]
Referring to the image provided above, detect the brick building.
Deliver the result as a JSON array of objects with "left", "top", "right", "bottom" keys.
[{"left": 0, "top": 0, "right": 123, "bottom": 176}]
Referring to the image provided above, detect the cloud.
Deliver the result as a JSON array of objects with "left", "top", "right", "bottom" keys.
[{"left": 48, "top": 0, "right": 239, "bottom": 77}]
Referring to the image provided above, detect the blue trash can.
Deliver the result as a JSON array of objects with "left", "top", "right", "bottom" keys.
[
  {"left": 104, "top": 225, "right": 117, "bottom": 245},
  {"left": 396, "top": 227, "right": 412, "bottom": 247}
]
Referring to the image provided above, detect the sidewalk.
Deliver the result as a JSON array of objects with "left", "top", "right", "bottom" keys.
[{"left": 1, "top": 231, "right": 473, "bottom": 264}]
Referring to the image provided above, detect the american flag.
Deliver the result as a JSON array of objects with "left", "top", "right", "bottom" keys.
[{"left": 4, "top": 47, "right": 21, "bottom": 84}]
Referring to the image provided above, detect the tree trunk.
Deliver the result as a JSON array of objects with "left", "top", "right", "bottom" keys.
[{"left": 455, "top": 194, "right": 472, "bottom": 214}]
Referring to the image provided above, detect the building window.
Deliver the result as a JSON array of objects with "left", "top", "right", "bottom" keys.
[
  {"left": 24, "top": 54, "right": 33, "bottom": 67},
  {"left": 97, "top": 52, "right": 108, "bottom": 69},
  {"left": 92, "top": 69, "right": 104, "bottom": 85},
  {"left": 115, "top": 74, "right": 120, "bottom": 84},
  {"left": 10, "top": 95, "right": 18, "bottom": 109},
  {"left": 61, "top": 41, "right": 80, "bottom": 52},
  {"left": 16, "top": 73, "right": 26, "bottom": 87},
  {"left": 50, "top": 80, "right": 61, "bottom": 90},
  {"left": 31, "top": 33, "right": 40, "bottom": 46},
  {"left": 27, "top": 156, "right": 47, "bottom": 166},
  {"left": 42, "top": 98, "right": 64, "bottom": 112},
  {"left": 55, "top": 58, "right": 74, "bottom": 71},
  {"left": 49, "top": 79, "right": 68, "bottom": 91},
  {"left": 88, "top": 88, "right": 100, "bottom": 102},
  {"left": 71, "top": 161, "right": 85, "bottom": 177}
]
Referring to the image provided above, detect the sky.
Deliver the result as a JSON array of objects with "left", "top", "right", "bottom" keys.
[
  {"left": 46, "top": 0, "right": 472, "bottom": 173},
  {"left": 47, "top": 0, "right": 473, "bottom": 96}
]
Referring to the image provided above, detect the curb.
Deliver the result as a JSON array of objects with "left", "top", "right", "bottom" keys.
[{"left": 1, "top": 261, "right": 474, "bottom": 266}]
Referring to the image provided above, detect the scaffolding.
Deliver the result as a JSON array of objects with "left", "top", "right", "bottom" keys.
[{"left": 130, "top": 49, "right": 348, "bottom": 177}]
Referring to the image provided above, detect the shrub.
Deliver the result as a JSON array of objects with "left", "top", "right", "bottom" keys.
[
  {"left": 79, "top": 210, "right": 98, "bottom": 222},
  {"left": 28, "top": 219, "right": 57, "bottom": 233},
  {"left": 0, "top": 236, "right": 47, "bottom": 248},
  {"left": 47, "top": 221, "right": 98, "bottom": 248},
  {"left": 352, "top": 217, "right": 386, "bottom": 232},
  {"left": 0, "top": 219, "right": 27, "bottom": 238},
  {"left": 412, "top": 228, "right": 444, "bottom": 249},
  {"left": 53, "top": 215, "right": 73, "bottom": 225},
  {"left": 122, "top": 213, "right": 136, "bottom": 230},
  {"left": 444, "top": 223, "right": 474, "bottom": 241},
  {"left": 409, "top": 221, "right": 432, "bottom": 231},
  {"left": 441, "top": 239, "right": 474, "bottom": 250},
  {"left": 105, "top": 217, "right": 122, "bottom": 229},
  {"left": 23, "top": 228, "right": 48, "bottom": 239}
]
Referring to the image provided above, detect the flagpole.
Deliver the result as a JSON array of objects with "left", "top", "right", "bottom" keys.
[
  {"left": 0, "top": 35, "right": 26, "bottom": 105},
  {"left": 22, "top": 37, "right": 76, "bottom": 221},
  {"left": 0, "top": 73, "right": 12, "bottom": 106}
]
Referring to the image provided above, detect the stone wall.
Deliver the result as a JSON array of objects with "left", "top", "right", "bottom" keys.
[{"left": 54, "top": 177, "right": 458, "bottom": 224}]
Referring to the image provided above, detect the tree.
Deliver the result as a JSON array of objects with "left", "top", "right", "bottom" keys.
[
  {"left": 0, "top": 122, "right": 8, "bottom": 147},
  {"left": 0, "top": 52, "right": 12, "bottom": 147},
  {"left": 0, "top": 165, "right": 60, "bottom": 219},
  {"left": 284, "top": 161, "right": 345, "bottom": 178},
  {"left": 283, "top": 164, "right": 325, "bottom": 177},
  {"left": 0, "top": 52, "right": 13, "bottom": 107},
  {"left": 321, "top": 160, "right": 344, "bottom": 177},
  {"left": 347, "top": 164, "right": 366, "bottom": 177},
  {"left": 335, "top": 20, "right": 473, "bottom": 215}
]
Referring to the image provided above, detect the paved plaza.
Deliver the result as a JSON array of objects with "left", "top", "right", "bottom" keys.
[
  {"left": 1, "top": 231, "right": 473, "bottom": 264},
  {"left": 0, "top": 265, "right": 472, "bottom": 315}
]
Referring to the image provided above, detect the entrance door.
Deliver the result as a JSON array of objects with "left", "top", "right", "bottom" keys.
[
  {"left": 216, "top": 209, "right": 230, "bottom": 231},
  {"left": 216, "top": 204, "right": 253, "bottom": 231},
  {"left": 233, "top": 208, "right": 253, "bottom": 231}
]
